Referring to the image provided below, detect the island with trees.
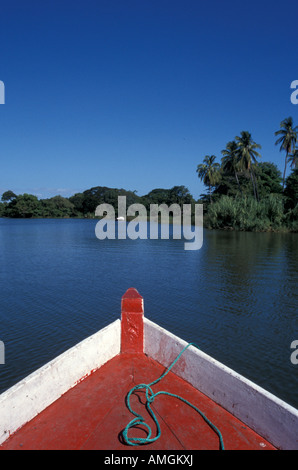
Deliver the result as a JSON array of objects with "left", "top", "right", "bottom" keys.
[
  {"left": 195, "top": 117, "right": 297, "bottom": 232},
  {"left": 0, "top": 117, "right": 297, "bottom": 232}
]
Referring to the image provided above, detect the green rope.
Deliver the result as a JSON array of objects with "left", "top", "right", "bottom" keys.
[{"left": 122, "top": 342, "right": 225, "bottom": 450}]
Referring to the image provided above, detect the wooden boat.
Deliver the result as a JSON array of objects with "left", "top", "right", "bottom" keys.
[{"left": 0, "top": 287, "right": 297, "bottom": 450}]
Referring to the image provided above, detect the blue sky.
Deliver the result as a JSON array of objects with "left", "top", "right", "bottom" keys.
[{"left": 0, "top": 0, "right": 297, "bottom": 200}]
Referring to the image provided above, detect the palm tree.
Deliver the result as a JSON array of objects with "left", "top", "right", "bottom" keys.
[
  {"left": 235, "top": 131, "right": 261, "bottom": 200},
  {"left": 196, "top": 155, "right": 221, "bottom": 203},
  {"left": 221, "top": 140, "right": 243, "bottom": 195},
  {"left": 275, "top": 117, "right": 298, "bottom": 191},
  {"left": 288, "top": 147, "right": 298, "bottom": 170}
]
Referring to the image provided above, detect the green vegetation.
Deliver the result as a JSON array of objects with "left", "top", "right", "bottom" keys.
[
  {"left": 196, "top": 155, "right": 221, "bottom": 203},
  {"left": 197, "top": 117, "right": 298, "bottom": 232},
  {"left": 1, "top": 117, "right": 297, "bottom": 232},
  {"left": 0, "top": 185, "right": 195, "bottom": 220},
  {"left": 274, "top": 117, "right": 298, "bottom": 190}
]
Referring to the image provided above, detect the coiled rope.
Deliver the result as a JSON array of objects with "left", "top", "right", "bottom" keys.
[{"left": 122, "top": 342, "right": 225, "bottom": 450}]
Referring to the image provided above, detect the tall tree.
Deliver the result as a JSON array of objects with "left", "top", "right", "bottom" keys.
[
  {"left": 221, "top": 140, "right": 242, "bottom": 195},
  {"left": 235, "top": 131, "right": 261, "bottom": 200},
  {"left": 1, "top": 190, "right": 17, "bottom": 202},
  {"left": 288, "top": 147, "right": 298, "bottom": 170},
  {"left": 274, "top": 117, "right": 298, "bottom": 190},
  {"left": 196, "top": 155, "right": 221, "bottom": 203},
  {"left": 253, "top": 162, "right": 282, "bottom": 198}
]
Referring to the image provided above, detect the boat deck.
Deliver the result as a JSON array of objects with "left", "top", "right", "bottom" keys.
[{"left": 0, "top": 352, "right": 276, "bottom": 450}]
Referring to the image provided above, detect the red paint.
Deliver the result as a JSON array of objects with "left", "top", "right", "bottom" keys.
[
  {"left": 0, "top": 353, "right": 276, "bottom": 450},
  {"left": 121, "top": 288, "right": 144, "bottom": 354},
  {"left": 0, "top": 288, "right": 278, "bottom": 450}
]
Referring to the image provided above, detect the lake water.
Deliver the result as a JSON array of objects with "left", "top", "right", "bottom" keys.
[{"left": 0, "top": 218, "right": 297, "bottom": 410}]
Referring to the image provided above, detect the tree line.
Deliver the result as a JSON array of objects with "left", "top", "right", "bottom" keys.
[
  {"left": 0, "top": 185, "right": 195, "bottom": 220},
  {"left": 0, "top": 116, "right": 297, "bottom": 231},
  {"left": 196, "top": 117, "right": 298, "bottom": 232}
]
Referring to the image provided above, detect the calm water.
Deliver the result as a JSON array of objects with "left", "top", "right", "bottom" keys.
[{"left": 0, "top": 218, "right": 297, "bottom": 409}]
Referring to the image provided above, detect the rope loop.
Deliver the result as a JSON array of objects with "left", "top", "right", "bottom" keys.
[{"left": 122, "top": 342, "right": 225, "bottom": 450}]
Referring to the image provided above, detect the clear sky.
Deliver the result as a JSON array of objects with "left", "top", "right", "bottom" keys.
[{"left": 0, "top": 0, "right": 297, "bottom": 200}]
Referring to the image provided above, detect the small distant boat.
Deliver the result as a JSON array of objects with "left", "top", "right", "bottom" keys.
[
  {"left": 0, "top": 288, "right": 297, "bottom": 450},
  {"left": 116, "top": 216, "right": 125, "bottom": 221}
]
